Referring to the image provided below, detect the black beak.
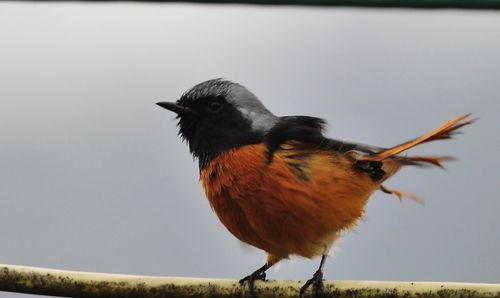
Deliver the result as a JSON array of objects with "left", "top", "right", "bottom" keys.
[{"left": 156, "top": 101, "right": 195, "bottom": 115}]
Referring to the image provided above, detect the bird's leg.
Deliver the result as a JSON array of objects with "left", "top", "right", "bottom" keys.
[
  {"left": 239, "top": 263, "right": 271, "bottom": 298},
  {"left": 300, "top": 255, "right": 327, "bottom": 298}
]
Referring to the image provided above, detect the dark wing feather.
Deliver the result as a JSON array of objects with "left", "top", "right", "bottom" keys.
[
  {"left": 264, "top": 116, "right": 386, "bottom": 160},
  {"left": 279, "top": 116, "right": 327, "bottom": 132},
  {"left": 264, "top": 116, "right": 326, "bottom": 162},
  {"left": 322, "top": 139, "right": 385, "bottom": 154},
  {"left": 264, "top": 116, "right": 387, "bottom": 180}
]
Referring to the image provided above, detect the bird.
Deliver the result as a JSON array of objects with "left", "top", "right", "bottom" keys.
[{"left": 156, "top": 78, "right": 473, "bottom": 297}]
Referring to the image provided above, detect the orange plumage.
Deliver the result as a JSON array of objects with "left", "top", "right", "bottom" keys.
[
  {"left": 201, "top": 143, "right": 377, "bottom": 264},
  {"left": 200, "top": 114, "right": 473, "bottom": 266},
  {"left": 157, "top": 79, "right": 474, "bottom": 297}
]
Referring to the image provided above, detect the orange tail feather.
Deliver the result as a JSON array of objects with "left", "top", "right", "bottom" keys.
[
  {"left": 359, "top": 114, "right": 474, "bottom": 162},
  {"left": 380, "top": 185, "right": 425, "bottom": 205},
  {"left": 399, "top": 155, "right": 457, "bottom": 168}
]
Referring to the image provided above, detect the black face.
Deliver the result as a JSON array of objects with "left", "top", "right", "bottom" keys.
[{"left": 158, "top": 94, "right": 264, "bottom": 169}]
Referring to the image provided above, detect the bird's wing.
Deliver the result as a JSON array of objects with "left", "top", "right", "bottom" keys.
[
  {"left": 264, "top": 115, "right": 385, "bottom": 158},
  {"left": 262, "top": 116, "right": 389, "bottom": 182}
]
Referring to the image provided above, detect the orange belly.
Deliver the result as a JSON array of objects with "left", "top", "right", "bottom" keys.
[{"left": 200, "top": 144, "right": 380, "bottom": 259}]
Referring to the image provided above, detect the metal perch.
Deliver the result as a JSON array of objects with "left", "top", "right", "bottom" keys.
[{"left": 1, "top": 264, "right": 499, "bottom": 297}]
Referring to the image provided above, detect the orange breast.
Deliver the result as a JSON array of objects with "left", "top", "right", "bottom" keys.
[{"left": 200, "top": 144, "right": 380, "bottom": 259}]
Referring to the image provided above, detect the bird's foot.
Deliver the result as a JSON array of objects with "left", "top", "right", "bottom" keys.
[
  {"left": 299, "top": 269, "right": 325, "bottom": 298},
  {"left": 239, "top": 265, "right": 268, "bottom": 298}
]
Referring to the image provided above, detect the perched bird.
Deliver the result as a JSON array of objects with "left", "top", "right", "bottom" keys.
[{"left": 157, "top": 79, "right": 473, "bottom": 297}]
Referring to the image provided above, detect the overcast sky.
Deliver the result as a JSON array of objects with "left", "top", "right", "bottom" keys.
[{"left": 0, "top": 2, "right": 499, "bottom": 297}]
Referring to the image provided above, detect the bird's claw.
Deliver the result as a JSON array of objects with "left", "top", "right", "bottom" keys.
[
  {"left": 299, "top": 270, "right": 325, "bottom": 298},
  {"left": 239, "top": 267, "right": 267, "bottom": 298},
  {"left": 239, "top": 271, "right": 266, "bottom": 284}
]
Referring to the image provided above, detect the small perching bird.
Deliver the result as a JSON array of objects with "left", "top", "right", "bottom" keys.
[{"left": 157, "top": 79, "right": 473, "bottom": 297}]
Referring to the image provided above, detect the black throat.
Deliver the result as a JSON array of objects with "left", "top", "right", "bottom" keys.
[
  {"left": 193, "top": 128, "right": 264, "bottom": 170},
  {"left": 177, "top": 106, "right": 265, "bottom": 170}
]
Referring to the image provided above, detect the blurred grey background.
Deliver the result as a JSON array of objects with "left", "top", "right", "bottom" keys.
[{"left": 0, "top": 2, "right": 499, "bottom": 297}]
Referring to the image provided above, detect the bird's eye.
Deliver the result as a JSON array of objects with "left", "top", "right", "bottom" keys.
[{"left": 207, "top": 98, "right": 224, "bottom": 113}]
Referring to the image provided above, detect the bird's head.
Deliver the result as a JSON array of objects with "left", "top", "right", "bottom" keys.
[{"left": 157, "top": 79, "right": 278, "bottom": 168}]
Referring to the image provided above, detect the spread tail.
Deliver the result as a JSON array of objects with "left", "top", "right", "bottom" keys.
[
  {"left": 357, "top": 114, "right": 474, "bottom": 204},
  {"left": 358, "top": 114, "right": 474, "bottom": 163}
]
